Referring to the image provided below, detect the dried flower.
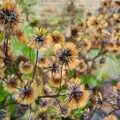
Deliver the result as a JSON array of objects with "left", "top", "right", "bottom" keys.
[
  {"left": 56, "top": 42, "right": 79, "bottom": 69},
  {"left": 0, "top": 0, "right": 21, "bottom": 32},
  {"left": 67, "top": 79, "right": 90, "bottom": 110},
  {"left": 19, "top": 61, "right": 33, "bottom": 74},
  {"left": 27, "top": 27, "right": 50, "bottom": 50},
  {"left": 50, "top": 31, "right": 65, "bottom": 44},
  {"left": 4, "top": 75, "right": 21, "bottom": 93},
  {"left": 15, "top": 81, "right": 41, "bottom": 105}
]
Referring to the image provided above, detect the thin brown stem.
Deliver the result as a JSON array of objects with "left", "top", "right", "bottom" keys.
[
  {"left": 4, "top": 32, "right": 9, "bottom": 57},
  {"left": 30, "top": 50, "right": 39, "bottom": 85},
  {"left": 38, "top": 93, "right": 68, "bottom": 99},
  {"left": 58, "top": 65, "right": 63, "bottom": 94}
]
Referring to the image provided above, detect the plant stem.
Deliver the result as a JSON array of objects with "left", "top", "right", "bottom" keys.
[
  {"left": 58, "top": 65, "right": 63, "bottom": 94},
  {"left": 38, "top": 93, "right": 67, "bottom": 99},
  {"left": 4, "top": 32, "right": 9, "bottom": 57},
  {"left": 30, "top": 50, "right": 39, "bottom": 85}
]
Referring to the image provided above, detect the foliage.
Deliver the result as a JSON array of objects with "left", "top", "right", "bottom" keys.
[{"left": 0, "top": 0, "right": 120, "bottom": 120}]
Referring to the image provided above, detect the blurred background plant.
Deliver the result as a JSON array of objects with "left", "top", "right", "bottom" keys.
[{"left": 0, "top": 0, "right": 120, "bottom": 120}]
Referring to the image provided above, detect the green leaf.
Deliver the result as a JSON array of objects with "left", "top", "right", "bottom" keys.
[
  {"left": 111, "top": 80, "right": 118, "bottom": 85},
  {"left": 24, "top": 25, "right": 34, "bottom": 37},
  {"left": 11, "top": 37, "right": 36, "bottom": 62},
  {"left": 0, "top": 31, "right": 4, "bottom": 42},
  {"left": 98, "top": 71, "right": 109, "bottom": 81},
  {"left": 67, "top": 69, "right": 76, "bottom": 78},
  {"left": 80, "top": 75, "right": 101, "bottom": 87},
  {"left": 0, "top": 84, "right": 9, "bottom": 102},
  {"left": 72, "top": 108, "right": 84, "bottom": 119},
  {"left": 22, "top": 45, "right": 36, "bottom": 62},
  {"left": 87, "top": 49, "right": 100, "bottom": 59},
  {"left": 7, "top": 97, "right": 16, "bottom": 117}
]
